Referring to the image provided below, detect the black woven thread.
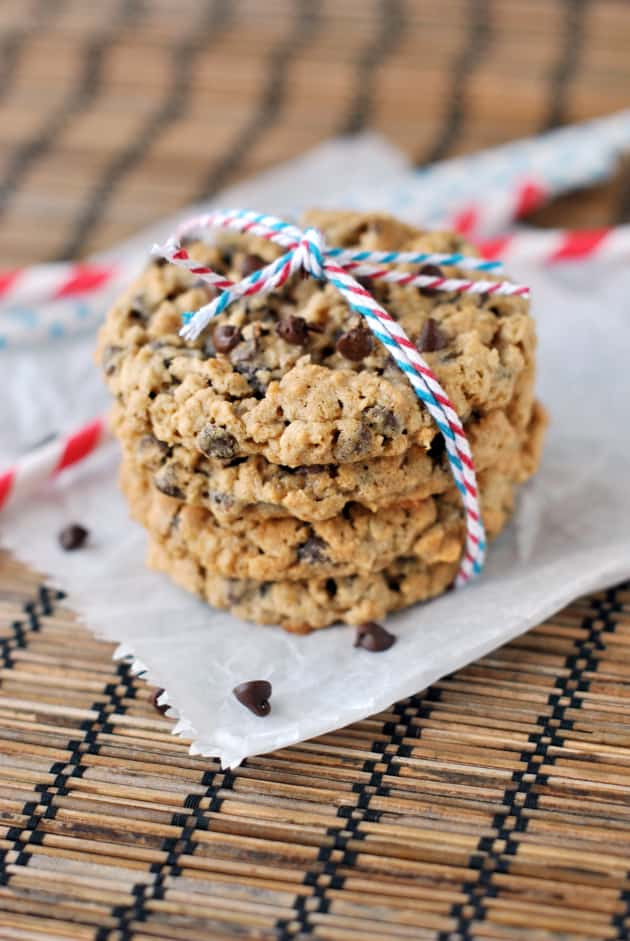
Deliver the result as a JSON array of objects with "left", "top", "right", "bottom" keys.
[
  {"left": 612, "top": 877, "right": 630, "bottom": 940},
  {"left": 541, "top": 0, "right": 587, "bottom": 130},
  {"left": 194, "top": 0, "right": 322, "bottom": 203},
  {"left": 416, "top": 0, "right": 491, "bottom": 166},
  {"left": 338, "top": 0, "right": 405, "bottom": 135},
  {"left": 0, "top": 0, "right": 142, "bottom": 219},
  {"left": 95, "top": 766, "right": 237, "bottom": 941},
  {"left": 2, "top": 583, "right": 137, "bottom": 880},
  {"left": 59, "top": 0, "right": 233, "bottom": 260},
  {"left": 437, "top": 583, "right": 626, "bottom": 941},
  {"left": 274, "top": 689, "right": 434, "bottom": 939}
]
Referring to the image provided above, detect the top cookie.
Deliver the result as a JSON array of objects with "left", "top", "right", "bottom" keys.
[{"left": 99, "top": 210, "right": 535, "bottom": 467}]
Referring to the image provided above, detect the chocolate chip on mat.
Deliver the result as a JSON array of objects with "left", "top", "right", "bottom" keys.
[
  {"left": 58, "top": 524, "right": 88, "bottom": 551},
  {"left": 417, "top": 263, "right": 444, "bottom": 296},
  {"left": 417, "top": 317, "right": 448, "bottom": 352},
  {"left": 276, "top": 315, "right": 309, "bottom": 346},
  {"left": 240, "top": 253, "right": 266, "bottom": 277},
  {"left": 233, "top": 680, "right": 272, "bottom": 716},
  {"left": 354, "top": 622, "right": 396, "bottom": 652},
  {"left": 336, "top": 327, "right": 373, "bottom": 361},
  {"left": 151, "top": 688, "right": 168, "bottom": 715},
  {"left": 213, "top": 323, "right": 242, "bottom": 353}
]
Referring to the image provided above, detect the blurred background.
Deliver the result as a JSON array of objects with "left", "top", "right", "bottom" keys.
[{"left": 1, "top": 0, "right": 629, "bottom": 266}]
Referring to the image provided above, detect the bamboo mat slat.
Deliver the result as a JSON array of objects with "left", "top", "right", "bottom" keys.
[{"left": 2, "top": 2, "right": 630, "bottom": 938}]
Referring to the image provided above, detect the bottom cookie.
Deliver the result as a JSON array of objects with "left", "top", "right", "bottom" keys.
[{"left": 146, "top": 535, "right": 460, "bottom": 632}]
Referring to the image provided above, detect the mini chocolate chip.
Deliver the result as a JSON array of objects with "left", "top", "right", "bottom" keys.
[
  {"left": 418, "top": 263, "right": 444, "bottom": 297},
  {"left": 325, "top": 578, "right": 337, "bottom": 598},
  {"left": 151, "top": 688, "right": 168, "bottom": 715},
  {"left": 59, "top": 524, "right": 88, "bottom": 551},
  {"left": 240, "top": 253, "right": 266, "bottom": 277},
  {"left": 154, "top": 256, "right": 168, "bottom": 268},
  {"left": 336, "top": 327, "right": 373, "bottom": 361},
  {"left": 297, "top": 536, "right": 328, "bottom": 564},
  {"left": 233, "top": 680, "right": 272, "bottom": 716},
  {"left": 101, "top": 344, "right": 122, "bottom": 376},
  {"left": 296, "top": 464, "right": 328, "bottom": 474},
  {"left": 153, "top": 466, "right": 185, "bottom": 499},
  {"left": 276, "top": 315, "right": 309, "bottom": 346},
  {"left": 233, "top": 362, "right": 268, "bottom": 399},
  {"left": 128, "top": 304, "right": 148, "bottom": 322},
  {"left": 137, "top": 434, "right": 170, "bottom": 469},
  {"left": 428, "top": 433, "right": 446, "bottom": 461},
  {"left": 417, "top": 317, "right": 448, "bottom": 353},
  {"left": 213, "top": 323, "right": 242, "bottom": 353},
  {"left": 354, "top": 622, "right": 396, "bottom": 652},
  {"left": 364, "top": 404, "right": 399, "bottom": 436},
  {"left": 196, "top": 424, "right": 239, "bottom": 460}
]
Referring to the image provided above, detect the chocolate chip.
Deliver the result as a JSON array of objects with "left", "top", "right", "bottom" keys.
[
  {"left": 137, "top": 434, "right": 170, "bottom": 470},
  {"left": 364, "top": 404, "right": 399, "bottom": 436},
  {"left": 196, "top": 424, "right": 239, "bottom": 460},
  {"left": 153, "top": 465, "right": 185, "bottom": 499},
  {"left": 276, "top": 315, "right": 309, "bottom": 346},
  {"left": 428, "top": 433, "right": 446, "bottom": 462},
  {"left": 233, "top": 362, "right": 268, "bottom": 399},
  {"left": 213, "top": 323, "right": 242, "bottom": 353},
  {"left": 417, "top": 317, "right": 448, "bottom": 353},
  {"left": 154, "top": 256, "right": 168, "bottom": 268},
  {"left": 334, "top": 425, "right": 373, "bottom": 463},
  {"left": 101, "top": 344, "right": 123, "bottom": 376},
  {"left": 297, "top": 536, "right": 328, "bottom": 564},
  {"left": 151, "top": 688, "right": 168, "bottom": 715},
  {"left": 325, "top": 578, "right": 337, "bottom": 598},
  {"left": 58, "top": 524, "right": 88, "bottom": 551},
  {"left": 128, "top": 296, "right": 148, "bottom": 322},
  {"left": 296, "top": 464, "right": 328, "bottom": 474},
  {"left": 233, "top": 680, "right": 272, "bottom": 717},
  {"left": 354, "top": 622, "right": 396, "bottom": 652},
  {"left": 336, "top": 327, "right": 373, "bottom": 361},
  {"left": 240, "top": 253, "right": 266, "bottom": 277},
  {"left": 418, "top": 263, "right": 444, "bottom": 296}
]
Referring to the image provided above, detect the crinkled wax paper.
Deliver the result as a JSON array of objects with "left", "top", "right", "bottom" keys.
[{"left": 2, "top": 136, "right": 629, "bottom": 767}]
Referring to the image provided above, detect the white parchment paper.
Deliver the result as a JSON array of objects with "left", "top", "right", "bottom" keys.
[{"left": 2, "top": 136, "right": 629, "bottom": 768}]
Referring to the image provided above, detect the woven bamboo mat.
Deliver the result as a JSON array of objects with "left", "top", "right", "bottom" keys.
[{"left": 2, "top": 1, "right": 630, "bottom": 939}]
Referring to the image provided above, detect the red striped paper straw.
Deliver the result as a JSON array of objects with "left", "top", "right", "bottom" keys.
[
  {"left": 478, "top": 225, "right": 630, "bottom": 266},
  {"left": 0, "top": 417, "right": 110, "bottom": 512}
]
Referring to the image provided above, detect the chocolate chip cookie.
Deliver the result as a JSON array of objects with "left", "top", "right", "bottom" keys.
[
  {"left": 99, "top": 209, "right": 545, "bottom": 630},
  {"left": 98, "top": 211, "right": 535, "bottom": 468}
]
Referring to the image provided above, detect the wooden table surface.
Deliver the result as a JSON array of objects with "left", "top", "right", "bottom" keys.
[{"left": 1, "top": 2, "right": 630, "bottom": 939}]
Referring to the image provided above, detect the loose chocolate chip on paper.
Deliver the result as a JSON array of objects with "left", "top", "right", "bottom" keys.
[
  {"left": 354, "top": 622, "right": 396, "bottom": 652},
  {"left": 151, "top": 688, "right": 168, "bottom": 715},
  {"left": 240, "top": 253, "right": 266, "bottom": 277},
  {"left": 213, "top": 323, "right": 242, "bottom": 353},
  {"left": 58, "top": 524, "right": 89, "bottom": 551},
  {"left": 418, "top": 263, "right": 444, "bottom": 296},
  {"left": 336, "top": 327, "right": 373, "bottom": 361},
  {"left": 233, "top": 680, "right": 272, "bottom": 716},
  {"left": 417, "top": 317, "right": 449, "bottom": 353},
  {"left": 277, "top": 315, "right": 309, "bottom": 346}
]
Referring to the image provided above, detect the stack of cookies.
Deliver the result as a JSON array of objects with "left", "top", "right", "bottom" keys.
[{"left": 98, "top": 210, "right": 546, "bottom": 632}]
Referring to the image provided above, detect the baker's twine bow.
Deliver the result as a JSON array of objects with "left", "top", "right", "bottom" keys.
[{"left": 153, "top": 209, "right": 531, "bottom": 586}]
